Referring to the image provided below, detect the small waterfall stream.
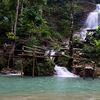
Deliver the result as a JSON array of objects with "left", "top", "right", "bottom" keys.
[
  {"left": 80, "top": 4, "right": 100, "bottom": 40},
  {"left": 54, "top": 65, "right": 78, "bottom": 78},
  {"left": 48, "top": 50, "right": 78, "bottom": 78}
]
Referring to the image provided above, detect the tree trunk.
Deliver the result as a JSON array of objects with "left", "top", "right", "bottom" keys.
[
  {"left": 7, "top": 43, "right": 15, "bottom": 68},
  {"left": 68, "top": 0, "right": 74, "bottom": 71},
  {"left": 7, "top": 0, "right": 20, "bottom": 68},
  {"left": 14, "top": 0, "right": 20, "bottom": 35},
  {"left": 69, "top": 0, "right": 74, "bottom": 56}
]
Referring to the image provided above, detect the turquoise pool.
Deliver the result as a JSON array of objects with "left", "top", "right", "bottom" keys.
[{"left": 0, "top": 76, "right": 100, "bottom": 100}]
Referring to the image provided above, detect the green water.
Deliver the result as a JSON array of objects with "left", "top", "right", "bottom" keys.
[{"left": 0, "top": 76, "right": 100, "bottom": 100}]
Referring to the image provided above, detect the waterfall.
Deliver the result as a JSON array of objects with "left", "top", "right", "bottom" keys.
[
  {"left": 50, "top": 50, "right": 56, "bottom": 60},
  {"left": 47, "top": 50, "right": 78, "bottom": 78},
  {"left": 80, "top": 4, "right": 100, "bottom": 40},
  {"left": 54, "top": 65, "right": 78, "bottom": 78}
]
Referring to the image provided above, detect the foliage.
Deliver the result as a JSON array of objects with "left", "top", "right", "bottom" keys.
[
  {"left": 0, "top": 0, "right": 84, "bottom": 45},
  {"left": 6, "top": 32, "right": 18, "bottom": 40},
  {"left": 1, "top": 0, "right": 100, "bottom": 74},
  {"left": 0, "top": 56, "right": 7, "bottom": 71},
  {"left": 96, "top": 25, "right": 100, "bottom": 39},
  {"left": 26, "top": 36, "right": 40, "bottom": 47},
  {"left": 35, "top": 58, "right": 54, "bottom": 76},
  {"left": 54, "top": 51, "right": 70, "bottom": 66},
  {"left": 73, "top": 37, "right": 84, "bottom": 48},
  {"left": 23, "top": 58, "right": 54, "bottom": 76},
  {"left": 82, "top": 25, "right": 100, "bottom": 67},
  {"left": 14, "top": 59, "right": 22, "bottom": 70}
]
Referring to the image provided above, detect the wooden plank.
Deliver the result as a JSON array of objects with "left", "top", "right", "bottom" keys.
[
  {"left": 34, "top": 51, "right": 45, "bottom": 54},
  {"left": 23, "top": 50, "right": 33, "bottom": 53},
  {"left": 32, "top": 45, "right": 46, "bottom": 50}
]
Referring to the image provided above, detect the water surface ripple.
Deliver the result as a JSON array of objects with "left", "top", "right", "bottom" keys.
[{"left": 0, "top": 76, "right": 100, "bottom": 100}]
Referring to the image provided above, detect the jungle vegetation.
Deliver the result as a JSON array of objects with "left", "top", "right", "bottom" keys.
[{"left": 0, "top": 0, "right": 100, "bottom": 76}]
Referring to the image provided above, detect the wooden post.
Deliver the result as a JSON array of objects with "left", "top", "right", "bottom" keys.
[
  {"left": 83, "top": 68, "right": 85, "bottom": 79},
  {"left": 92, "top": 61, "right": 95, "bottom": 79},
  {"left": 21, "top": 57, "right": 23, "bottom": 76},
  {"left": 83, "top": 63, "right": 85, "bottom": 79},
  {"left": 32, "top": 51, "right": 35, "bottom": 77},
  {"left": 21, "top": 47, "right": 24, "bottom": 76},
  {"left": 13, "top": 53, "right": 15, "bottom": 68}
]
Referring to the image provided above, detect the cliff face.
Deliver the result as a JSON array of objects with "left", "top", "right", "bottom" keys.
[{"left": 76, "top": 1, "right": 97, "bottom": 29}]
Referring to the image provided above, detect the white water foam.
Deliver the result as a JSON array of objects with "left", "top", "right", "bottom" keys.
[
  {"left": 47, "top": 50, "right": 78, "bottom": 78},
  {"left": 54, "top": 65, "right": 79, "bottom": 78}
]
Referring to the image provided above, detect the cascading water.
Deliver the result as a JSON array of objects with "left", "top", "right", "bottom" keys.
[
  {"left": 80, "top": 4, "right": 100, "bottom": 40},
  {"left": 47, "top": 50, "right": 78, "bottom": 78},
  {"left": 54, "top": 65, "right": 78, "bottom": 78}
]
